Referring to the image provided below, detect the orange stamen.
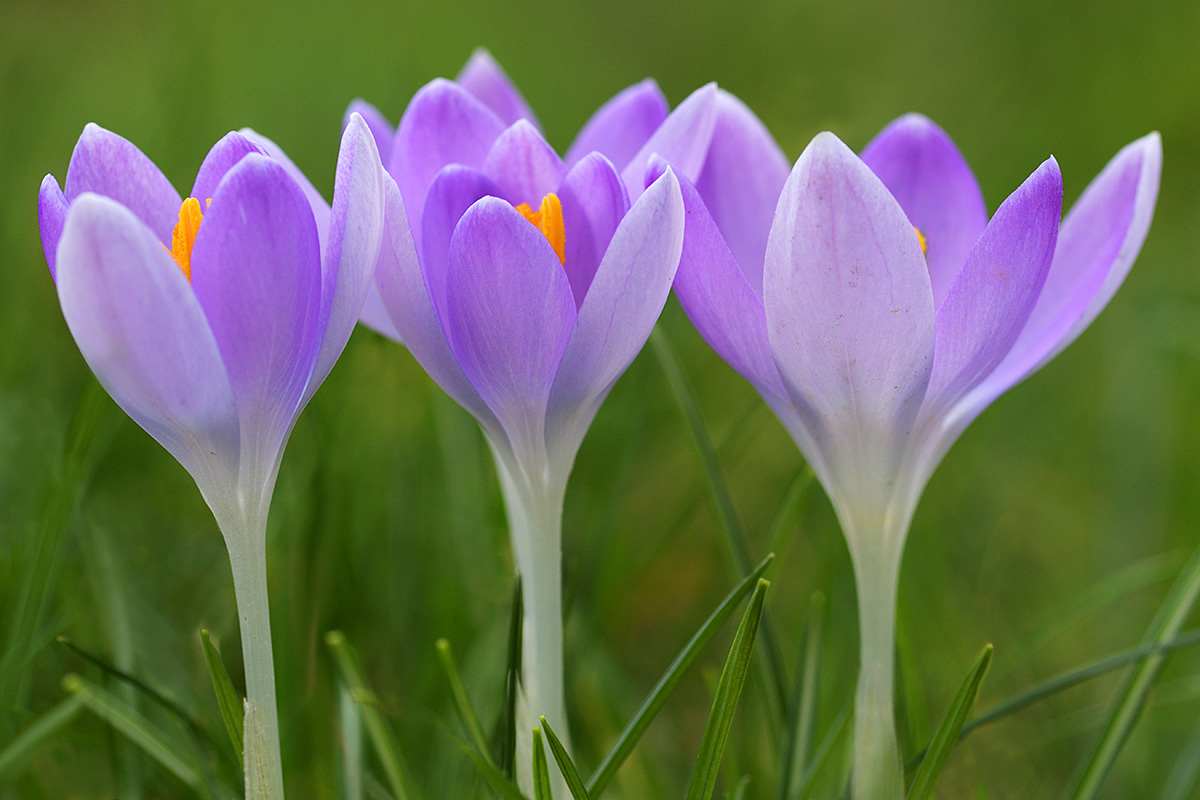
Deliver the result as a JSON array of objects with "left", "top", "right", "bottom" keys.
[
  {"left": 913, "top": 226, "right": 928, "bottom": 256},
  {"left": 168, "top": 197, "right": 206, "bottom": 280},
  {"left": 515, "top": 193, "right": 566, "bottom": 266}
]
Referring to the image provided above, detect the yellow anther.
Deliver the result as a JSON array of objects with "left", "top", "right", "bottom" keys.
[
  {"left": 167, "top": 197, "right": 207, "bottom": 280},
  {"left": 515, "top": 193, "right": 566, "bottom": 266},
  {"left": 913, "top": 226, "right": 928, "bottom": 256}
]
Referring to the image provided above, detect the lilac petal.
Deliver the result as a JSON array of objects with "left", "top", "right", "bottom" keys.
[
  {"left": 482, "top": 120, "right": 566, "bottom": 207},
  {"left": 456, "top": 48, "right": 540, "bottom": 129},
  {"left": 303, "top": 114, "right": 386, "bottom": 407},
  {"left": 358, "top": 284, "right": 403, "bottom": 340},
  {"left": 671, "top": 170, "right": 786, "bottom": 402},
  {"left": 546, "top": 169, "right": 684, "bottom": 459},
  {"left": 621, "top": 83, "right": 720, "bottom": 202},
  {"left": 923, "top": 158, "right": 1062, "bottom": 415},
  {"left": 189, "top": 154, "right": 323, "bottom": 464},
  {"left": 64, "top": 123, "right": 181, "bottom": 245},
  {"left": 388, "top": 78, "right": 506, "bottom": 227},
  {"left": 238, "top": 128, "right": 332, "bottom": 253},
  {"left": 692, "top": 90, "right": 790, "bottom": 296},
  {"left": 444, "top": 197, "right": 577, "bottom": 457},
  {"left": 420, "top": 165, "right": 502, "bottom": 322},
  {"left": 55, "top": 193, "right": 239, "bottom": 482},
  {"left": 565, "top": 79, "right": 669, "bottom": 171},
  {"left": 39, "top": 174, "right": 69, "bottom": 279},
  {"left": 764, "top": 132, "right": 935, "bottom": 478},
  {"left": 191, "top": 132, "right": 267, "bottom": 204},
  {"left": 861, "top": 114, "right": 988, "bottom": 309},
  {"left": 558, "top": 152, "right": 629, "bottom": 307},
  {"left": 343, "top": 99, "right": 396, "bottom": 166},
  {"left": 373, "top": 174, "right": 501, "bottom": 432}
]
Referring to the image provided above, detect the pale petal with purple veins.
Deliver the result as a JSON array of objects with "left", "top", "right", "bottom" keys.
[
  {"left": 38, "top": 175, "right": 69, "bottom": 279},
  {"left": 457, "top": 48, "right": 540, "bottom": 129},
  {"left": 861, "top": 114, "right": 988, "bottom": 308},
  {"left": 343, "top": 99, "right": 396, "bottom": 166},
  {"left": 565, "top": 79, "right": 669, "bottom": 171},
  {"left": 621, "top": 83, "right": 720, "bottom": 202},
  {"left": 420, "top": 164, "right": 502, "bottom": 321},
  {"left": 558, "top": 152, "right": 629, "bottom": 307},
  {"left": 483, "top": 120, "right": 567, "bottom": 207}
]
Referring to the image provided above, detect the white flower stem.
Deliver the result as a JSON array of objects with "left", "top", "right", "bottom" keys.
[{"left": 496, "top": 459, "right": 570, "bottom": 800}]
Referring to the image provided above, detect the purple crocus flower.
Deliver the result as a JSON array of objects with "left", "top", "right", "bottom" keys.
[
  {"left": 39, "top": 115, "right": 386, "bottom": 799},
  {"left": 346, "top": 52, "right": 696, "bottom": 793},
  {"left": 670, "top": 109, "right": 1160, "bottom": 798}
]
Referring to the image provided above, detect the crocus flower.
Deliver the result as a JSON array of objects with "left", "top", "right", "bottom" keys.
[
  {"left": 39, "top": 116, "right": 386, "bottom": 799},
  {"left": 671, "top": 109, "right": 1160, "bottom": 799},
  {"left": 347, "top": 52, "right": 697, "bottom": 794}
]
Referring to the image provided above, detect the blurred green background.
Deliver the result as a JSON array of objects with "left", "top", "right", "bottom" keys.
[{"left": 3, "top": 0, "right": 1200, "bottom": 797}]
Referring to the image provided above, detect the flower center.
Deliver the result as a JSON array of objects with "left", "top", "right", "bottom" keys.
[
  {"left": 167, "top": 197, "right": 208, "bottom": 280},
  {"left": 515, "top": 193, "right": 566, "bottom": 266},
  {"left": 913, "top": 226, "right": 928, "bottom": 257}
]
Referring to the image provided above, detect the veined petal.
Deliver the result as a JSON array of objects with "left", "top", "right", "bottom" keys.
[
  {"left": 565, "top": 79, "right": 668, "bottom": 171},
  {"left": 692, "top": 90, "right": 790, "bottom": 296},
  {"left": 546, "top": 168, "right": 684, "bottom": 460},
  {"left": 558, "top": 152, "right": 630, "bottom": 307},
  {"left": 388, "top": 78, "right": 506, "bottom": 229},
  {"left": 343, "top": 99, "right": 396, "bottom": 166},
  {"left": 189, "top": 155, "right": 323, "bottom": 470},
  {"left": 670, "top": 169, "right": 786, "bottom": 402},
  {"left": 765, "top": 132, "right": 935, "bottom": 496},
  {"left": 238, "top": 128, "right": 333, "bottom": 253},
  {"left": 483, "top": 120, "right": 567, "bottom": 207},
  {"left": 620, "top": 83, "right": 720, "bottom": 202},
  {"left": 924, "top": 158, "right": 1062, "bottom": 415},
  {"left": 444, "top": 198, "right": 577, "bottom": 459},
  {"left": 373, "top": 174, "right": 501, "bottom": 432},
  {"left": 56, "top": 194, "right": 239, "bottom": 486},
  {"left": 192, "top": 131, "right": 267, "bottom": 204},
  {"left": 64, "top": 123, "right": 181, "bottom": 245},
  {"left": 861, "top": 114, "right": 988, "bottom": 308},
  {"left": 456, "top": 48, "right": 540, "bottom": 129},
  {"left": 303, "top": 113, "right": 386, "bottom": 407},
  {"left": 39, "top": 174, "right": 69, "bottom": 279},
  {"left": 421, "top": 165, "right": 502, "bottom": 322}
]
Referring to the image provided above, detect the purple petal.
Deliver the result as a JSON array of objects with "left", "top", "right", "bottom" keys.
[
  {"left": 671, "top": 171, "right": 786, "bottom": 402},
  {"left": 692, "top": 90, "right": 789, "bottom": 296},
  {"left": 565, "top": 79, "right": 669, "bottom": 171},
  {"left": 39, "top": 174, "right": 69, "bottom": 279},
  {"left": 443, "top": 197, "right": 577, "bottom": 456},
  {"left": 388, "top": 79, "right": 506, "bottom": 227},
  {"left": 304, "top": 114, "right": 386, "bottom": 406},
  {"left": 456, "top": 48, "right": 540, "bottom": 129},
  {"left": 546, "top": 169, "right": 684, "bottom": 458},
  {"left": 373, "top": 174, "right": 501, "bottom": 432},
  {"left": 64, "top": 123, "right": 181, "bottom": 245},
  {"left": 238, "top": 128, "right": 332, "bottom": 253},
  {"left": 55, "top": 193, "right": 239, "bottom": 482},
  {"left": 621, "top": 83, "right": 720, "bottom": 202},
  {"left": 558, "top": 152, "right": 629, "bottom": 307},
  {"left": 358, "top": 284, "right": 403, "bottom": 340},
  {"left": 191, "top": 131, "right": 267, "bottom": 204},
  {"left": 860, "top": 114, "right": 988, "bottom": 309},
  {"left": 482, "top": 120, "right": 566, "bottom": 207},
  {"left": 189, "top": 155, "right": 323, "bottom": 462},
  {"left": 343, "top": 99, "right": 396, "bottom": 166},
  {"left": 764, "top": 132, "right": 935, "bottom": 468},
  {"left": 923, "top": 158, "right": 1062, "bottom": 414},
  {"left": 420, "top": 164, "right": 502, "bottom": 322}
]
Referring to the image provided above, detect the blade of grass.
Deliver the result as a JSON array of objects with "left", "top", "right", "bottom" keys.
[
  {"left": 1065, "top": 539, "right": 1200, "bottom": 800},
  {"left": 532, "top": 728, "right": 553, "bottom": 800},
  {"left": 326, "top": 631, "right": 422, "bottom": 800},
  {"left": 499, "top": 576, "right": 523, "bottom": 778},
  {"left": 586, "top": 554, "right": 774, "bottom": 797},
  {"left": 779, "top": 592, "right": 826, "bottom": 800},
  {"left": 436, "top": 639, "right": 492, "bottom": 759},
  {"left": 906, "top": 645, "right": 993, "bottom": 800},
  {"left": 63, "top": 673, "right": 200, "bottom": 788},
  {"left": 790, "top": 699, "right": 853, "bottom": 800},
  {"left": 728, "top": 775, "right": 752, "bottom": 800},
  {"left": 1160, "top": 708, "right": 1200, "bottom": 800},
  {"left": 540, "top": 716, "right": 591, "bottom": 800},
  {"left": 0, "top": 694, "right": 85, "bottom": 781},
  {"left": 651, "top": 329, "right": 788, "bottom": 718},
  {"left": 453, "top": 734, "right": 528, "bottom": 800},
  {"left": 684, "top": 578, "right": 770, "bottom": 800},
  {"left": 201, "top": 630, "right": 244, "bottom": 765},
  {"left": 340, "top": 686, "right": 366, "bottom": 800}
]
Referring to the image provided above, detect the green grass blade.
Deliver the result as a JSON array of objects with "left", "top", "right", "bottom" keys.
[
  {"left": 727, "top": 774, "right": 752, "bottom": 800},
  {"left": 201, "top": 630, "right": 244, "bottom": 765},
  {"left": 339, "top": 686, "right": 366, "bottom": 800},
  {"left": 586, "top": 554, "right": 774, "bottom": 797},
  {"left": 435, "top": 639, "right": 492, "bottom": 759},
  {"left": 532, "top": 728, "right": 553, "bottom": 800},
  {"left": 779, "top": 592, "right": 826, "bottom": 800},
  {"left": 64, "top": 673, "right": 200, "bottom": 788},
  {"left": 1160, "top": 709, "right": 1200, "bottom": 800},
  {"left": 499, "top": 576, "right": 523, "bottom": 778},
  {"left": 0, "top": 694, "right": 85, "bottom": 781},
  {"left": 540, "top": 716, "right": 591, "bottom": 800},
  {"left": 684, "top": 578, "right": 770, "bottom": 800},
  {"left": 326, "top": 631, "right": 422, "bottom": 800},
  {"left": 1065, "top": 541, "right": 1200, "bottom": 800},
  {"left": 454, "top": 734, "right": 527, "bottom": 800},
  {"left": 906, "top": 645, "right": 993, "bottom": 800},
  {"left": 790, "top": 699, "right": 853, "bottom": 800}
]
